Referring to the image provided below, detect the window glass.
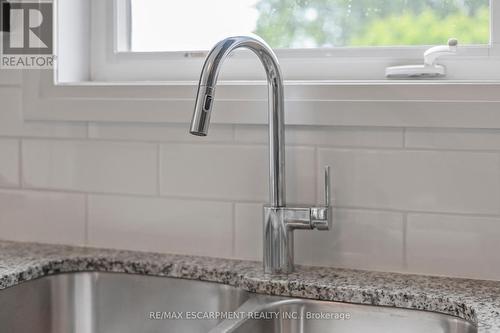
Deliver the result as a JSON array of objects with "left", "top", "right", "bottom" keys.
[{"left": 130, "top": 0, "right": 489, "bottom": 52}]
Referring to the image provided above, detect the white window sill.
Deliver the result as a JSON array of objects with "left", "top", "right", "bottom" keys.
[{"left": 22, "top": 71, "right": 500, "bottom": 129}]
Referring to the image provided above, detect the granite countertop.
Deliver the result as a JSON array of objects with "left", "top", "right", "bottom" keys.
[{"left": 0, "top": 241, "right": 499, "bottom": 332}]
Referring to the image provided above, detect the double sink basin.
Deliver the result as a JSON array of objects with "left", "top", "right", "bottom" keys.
[{"left": 0, "top": 272, "right": 476, "bottom": 333}]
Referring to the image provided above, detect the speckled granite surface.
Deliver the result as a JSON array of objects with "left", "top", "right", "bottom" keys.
[{"left": 0, "top": 240, "right": 499, "bottom": 332}]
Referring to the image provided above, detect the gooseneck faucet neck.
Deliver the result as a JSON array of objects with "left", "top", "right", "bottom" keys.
[{"left": 190, "top": 36, "right": 286, "bottom": 207}]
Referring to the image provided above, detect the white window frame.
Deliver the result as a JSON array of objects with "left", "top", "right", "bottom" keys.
[
  {"left": 85, "top": 0, "right": 500, "bottom": 83},
  {"left": 22, "top": 0, "right": 500, "bottom": 128}
]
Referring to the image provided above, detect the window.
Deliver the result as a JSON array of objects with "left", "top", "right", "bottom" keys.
[
  {"left": 129, "top": 0, "right": 490, "bottom": 51},
  {"left": 60, "top": 0, "right": 500, "bottom": 83},
  {"left": 26, "top": 0, "right": 500, "bottom": 126}
]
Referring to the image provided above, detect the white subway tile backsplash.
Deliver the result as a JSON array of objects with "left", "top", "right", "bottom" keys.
[
  {"left": 233, "top": 204, "right": 261, "bottom": 261},
  {"left": 407, "top": 214, "right": 500, "bottom": 280},
  {"left": 0, "top": 139, "right": 19, "bottom": 188},
  {"left": 0, "top": 88, "right": 87, "bottom": 138},
  {"left": 235, "top": 125, "right": 404, "bottom": 148},
  {"left": 22, "top": 140, "right": 158, "bottom": 195},
  {"left": 295, "top": 209, "right": 405, "bottom": 271},
  {"left": 319, "top": 148, "right": 500, "bottom": 215},
  {"left": 234, "top": 203, "right": 405, "bottom": 271},
  {"left": 88, "top": 195, "right": 233, "bottom": 258},
  {"left": 0, "top": 189, "right": 85, "bottom": 245},
  {"left": 161, "top": 144, "right": 316, "bottom": 204},
  {"left": 406, "top": 128, "right": 500, "bottom": 150},
  {"left": 89, "top": 123, "right": 233, "bottom": 142},
  {"left": 1, "top": 78, "right": 500, "bottom": 281},
  {"left": 0, "top": 70, "right": 21, "bottom": 85}
]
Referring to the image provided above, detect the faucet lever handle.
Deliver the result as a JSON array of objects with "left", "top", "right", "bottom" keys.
[
  {"left": 310, "top": 165, "right": 332, "bottom": 231},
  {"left": 324, "top": 165, "right": 331, "bottom": 207}
]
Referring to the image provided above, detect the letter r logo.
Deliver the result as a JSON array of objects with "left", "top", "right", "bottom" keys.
[{"left": 1, "top": 0, "right": 53, "bottom": 55}]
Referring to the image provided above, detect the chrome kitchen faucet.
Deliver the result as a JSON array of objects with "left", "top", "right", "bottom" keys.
[{"left": 189, "top": 35, "right": 332, "bottom": 274}]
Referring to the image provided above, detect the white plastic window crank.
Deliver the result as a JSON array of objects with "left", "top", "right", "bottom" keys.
[
  {"left": 424, "top": 38, "right": 458, "bottom": 66},
  {"left": 385, "top": 38, "right": 458, "bottom": 79}
]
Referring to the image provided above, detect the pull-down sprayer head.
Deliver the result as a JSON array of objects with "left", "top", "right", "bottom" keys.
[
  {"left": 190, "top": 85, "right": 215, "bottom": 136},
  {"left": 190, "top": 37, "right": 238, "bottom": 137},
  {"left": 189, "top": 36, "right": 284, "bottom": 138}
]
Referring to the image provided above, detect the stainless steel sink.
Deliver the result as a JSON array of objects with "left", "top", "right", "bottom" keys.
[
  {"left": 212, "top": 295, "right": 477, "bottom": 333},
  {"left": 0, "top": 272, "right": 477, "bottom": 333},
  {"left": 0, "top": 272, "right": 250, "bottom": 333}
]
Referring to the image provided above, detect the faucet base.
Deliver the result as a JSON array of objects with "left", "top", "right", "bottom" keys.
[
  {"left": 263, "top": 206, "right": 294, "bottom": 275},
  {"left": 263, "top": 205, "right": 331, "bottom": 275}
]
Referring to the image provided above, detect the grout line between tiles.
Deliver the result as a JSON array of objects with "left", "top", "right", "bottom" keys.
[
  {"left": 334, "top": 205, "right": 500, "bottom": 218},
  {"left": 498, "top": 152, "right": 500, "bottom": 212},
  {"left": 8, "top": 136, "right": 500, "bottom": 154},
  {"left": 18, "top": 139, "right": 23, "bottom": 188},
  {"left": 402, "top": 128, "right": 407, "bottom": 148},
  {"left": 314, "top": 146, "right": 319, "bottom": 204},
  {"left": 84, "top": 194, "right": 89, "bottom": 247},
  {"left": 85, "top": 122, "right": 91, "bottom": 139},
  {"left": 231, "top": 124, "right": 237, "bottom": 142},
  {"left": 402, "top": 212, "right": 408, "bottom": 271},
  {"left": 231, "top": 202, "right": 236, "bottom": 258},
  {"left": 156, "top": 143, "right": 162, "bottom": 196},
  {"left": 0, "top": 84, "right": 23, "bottom": 88},
  {"left": 0, "top": 184, "right": 498, "bottom": 219}
]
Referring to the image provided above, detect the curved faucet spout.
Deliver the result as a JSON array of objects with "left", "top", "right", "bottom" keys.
[{"left": 189, "top": 35, "right": 286, "bottom": 208}]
